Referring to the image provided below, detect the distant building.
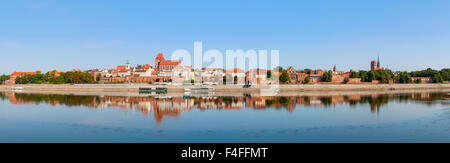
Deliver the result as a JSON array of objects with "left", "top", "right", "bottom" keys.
[
  {"left": 49, "top": 70, "right": 63, "bottom": 77},
  {"left": 411, "top": 77, "right": 431, "bottom": 84},
  {"left": 286, "top": 66, "right": 298, "bottom": 83},
  {"left": 225, "top": 68, "right": 245, "bottom": 85},
  {"left": 155, "top": 53, "right": 181, "bottom": 72},
  {"left": 8, "top": 72, "right": 37, "bottom": 84},
  {"left": 296, "top": 73, "right": 309, "bottom": 83},
  {"left": 371, "top": 56, "right": 384, "bottom": 71},
  {"left": 246, "top": 68, "right": 271, "bottom": 85}
]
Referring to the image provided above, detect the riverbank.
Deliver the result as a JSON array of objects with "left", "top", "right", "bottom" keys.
[{"left": 1, "top": 84, "right": 449, "bottom": 96}]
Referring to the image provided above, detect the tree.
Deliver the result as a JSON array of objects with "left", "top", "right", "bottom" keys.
[
  {"left": 279, "top": 71, "right": 290, "bottom": 83},
  {"left": 410, "top": 68, "right": 439, "bottom": 77},
  {"left": 0, "top": 75, "right": 10, "bottom": 84},
  {"left": 398, "top": 72, "right": 412, "bottom": 83},
  {"left": 96, "top": 74, "right": 102, "bottom": 82},
  {"left": 274, "top": 66, "right": 284, "bottom": 73},
  {"left": 304, "top": 76, "right": 310, "bottom": 84},
  {"left": 234, "top": 75, "right": 238, "bottom": 84},
  {"left": 414, "top": 79, "right": 422, "bottom": 84},
  {"left": 432, "top": 73, "right": 444, "bottom": 83},
  {"left": 441, "top": 68, "right": 450, "bottom": 81},
  {"left": 267, "top": 71, "right": 272, "bottom": 79},
  {"left": 359, "top": 70, "right": 368, "bottom": 82},
  {"left": 13, "top": 71, "right": 94, "bottom": 84},
  {"left": 350, "top": 71, "right": 359, "bottom": 78},
  {"left": 367, "top": 70, "right": 376, "bottom": 82},
  {"left": 321, "top": 71, "right": 333, "bottom": 82},
  {"left": 222, "top": 76, "right": 227, "bottom": 85}
]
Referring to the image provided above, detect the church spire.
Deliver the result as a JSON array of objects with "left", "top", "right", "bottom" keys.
[{"left": 377, "top": 56, "right": 380, "bottom": 68}]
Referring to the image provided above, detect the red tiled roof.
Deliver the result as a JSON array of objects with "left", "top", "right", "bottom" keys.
[
  {"left": 225, "top": 68, "right": 244, "bottom": 73},
  {"left": 50, "top": 70, "right": 63, "bottom": 74},
  {"left": 11, "top": 72, "right": 36, "bottom": 76},
  {"left": 160, "top": 60, "right": 181, "bottom": 66},
  {"left": 142, "top": 64, "right": 152, "bottom": 70},
  {"left": 156, "top": 53, "right": 165, "bottom": 60},
  {"left": 116, "top": 65, "right": 127, "bottom": 70},
  {"left": 155, "top": 53, "right": 181, "bottom": 67}
]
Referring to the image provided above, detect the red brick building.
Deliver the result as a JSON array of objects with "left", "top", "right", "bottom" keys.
[
  {"left": 7, "top": 72, "right": 37, "bottom": 84},
  {"left": 155, "top": 53, "right": 181, "bottom": 72}
]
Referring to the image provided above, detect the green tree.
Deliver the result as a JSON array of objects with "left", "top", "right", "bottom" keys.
[
  {"left": 398, "top": 72, "right": 412, "bottom": 83},
  {"left": 14, "top": 71, "right": 94, "bottom": 84},
  {"left": 304, "top": 76, "right": 310, "bottom": 84},
  {"left": 440, "top": 68, "right": 449, "bottom": 81},
  {"left": 234, "top": 75, "right": 238, "bottom": 84},
  {"left": 414, "top": 79, "right": 422, "bottom": 84},
  {"left": 279, "top": 71, "right": 290, "bottom": 83},
  {"left": 350, "top": 71, "right": 359, "bottom": 78},
  {"left": 273, "top": 66, "right": 284, "bottom": 73},
  {"left": 96, "top": 74, "right": 102, "bottom": 82},
  {"left": 321, "top": 71, "right": 333, "bottom": 82},
  {"left": 267, "top": 71, "right": 272, "bottom": 79},
  {"left": 410, "top": 68, "right": 439, "bottom": 77},
  {"left": 367, "top": 70, "right": 376, "bottom": 82},
  {"left": 0, "top": 75, "right": 10, "bottom": 84},
  {"left": 432, "top": 73, "right": 444, "bottom": 83},
  {"left": 359, "top": 70, "right": 368, "bottom": 82}
]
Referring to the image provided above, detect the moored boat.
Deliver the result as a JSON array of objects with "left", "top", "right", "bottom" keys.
[{"left": 139, "top": 87, "right": 167, "bottom": 94}]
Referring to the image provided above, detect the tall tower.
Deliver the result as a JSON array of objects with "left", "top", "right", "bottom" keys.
[
  {"left": 333, "top": 65, "right": 337, "bottom": 72},
  {"left": 126, "top": 58, "right": 130, "bottom": 69},
  {"left": 155, "top": 53, "right": 165, "bottom": 72},
  {"left": 371, "top": 61, "right": 377, "bottom": 71},
  {"left": 377, "top": 56, "right": 380, "bottom": 68}
]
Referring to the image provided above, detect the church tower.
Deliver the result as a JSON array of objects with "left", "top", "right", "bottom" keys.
[{"left": 377, "top": 56, "right": 380, "bottom": 68}]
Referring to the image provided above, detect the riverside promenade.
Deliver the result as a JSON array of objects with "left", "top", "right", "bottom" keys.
[{"left": 1, "top": 84, "right": 449, "bottom": 95}]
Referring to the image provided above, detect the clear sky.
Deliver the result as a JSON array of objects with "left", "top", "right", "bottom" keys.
[{"left": 1, "top": 0, "right": 449, "bottom": 74}]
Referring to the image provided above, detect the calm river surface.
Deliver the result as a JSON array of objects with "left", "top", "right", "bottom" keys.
[{"left": 0, "top": 91, "right": 449, "bottom": 143}]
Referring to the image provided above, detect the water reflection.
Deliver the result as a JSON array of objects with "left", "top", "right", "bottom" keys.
[{"left": 0, "top": 91, "right": 449, "bottom": 124}]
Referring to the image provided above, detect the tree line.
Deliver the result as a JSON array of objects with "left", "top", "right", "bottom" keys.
[
  {"left": 14, "top": 71, "right": 94, "bottom": 84},
  {"left": 273, "top": 67, "right": 449, "bottom": 84},
  {"left": 0, "top": 75, "right": 10, "bottom": 84},
  {"left": 350, "top": 68, "right": 449, "bottom": 83}
]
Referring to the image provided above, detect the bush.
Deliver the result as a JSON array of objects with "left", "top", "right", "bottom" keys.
[
  {"left": 414, "top": 79, "right": 422, "bottom": 84},
  {"left": 279, "top": 71, "right": 290, "bottom": 83},
  {"left": 321, "top": 71, "right": 333, "bottom": 82},
  {"left": 432, "top": 74, "right": 444, "bottom": 83},
  {"left": 304, "top": 76, "right": 310, "bottom": 84},
  {"left": 344, "top": 78, "right": 349, "bottom": 84}
]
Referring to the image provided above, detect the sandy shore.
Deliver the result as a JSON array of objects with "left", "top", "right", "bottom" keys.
[{"left": 1, "top": 84, "right": 449, "bottom": 97}]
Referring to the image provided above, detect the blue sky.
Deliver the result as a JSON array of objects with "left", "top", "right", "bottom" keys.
[{"left": 1, "top": 0, "right": 449, "bottom": 74}]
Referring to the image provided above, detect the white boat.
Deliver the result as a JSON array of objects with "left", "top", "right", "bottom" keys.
[
  {"left": 185, "top": 87, "right": 214, "bottom": 92},
  {"left": 184, "top": 87, "right": 214, "bottom": 96}
]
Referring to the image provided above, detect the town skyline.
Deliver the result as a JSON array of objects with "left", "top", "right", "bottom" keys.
[
  {"left": 0, "top": 52, "right": 445, "bottom": 75},
  {"left": 4, "top": 52, "right": 447, "bottom": 86},
  {"left": 2, "top": 0, "right": 450, "bottom": 74}
]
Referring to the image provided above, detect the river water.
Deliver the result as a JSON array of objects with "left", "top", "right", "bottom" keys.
[{"left": 0, "top": 90, "right": 449, "bottom": 142}]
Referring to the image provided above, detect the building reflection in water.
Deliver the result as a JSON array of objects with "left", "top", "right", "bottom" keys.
[{"left": 0, "top": 92, "right": 448, "bottom": 124}]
